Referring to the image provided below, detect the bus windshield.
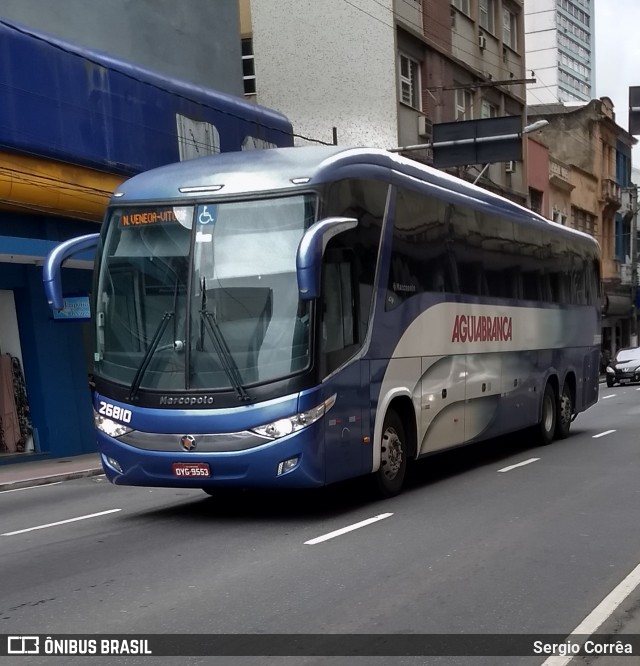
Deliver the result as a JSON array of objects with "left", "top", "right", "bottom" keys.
[{"left": 94, "top": 194, "right": 315, "bottom": 392}]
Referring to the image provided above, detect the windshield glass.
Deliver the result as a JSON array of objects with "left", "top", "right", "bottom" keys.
[
  {"left": 94, "top": 195, "right": 315, "bottom": 392},
  {"left": 190, "top": 196, "right": 314, "bottom": 388},
  {"left": 615, "top": 348, "right": 640, "bottom": 362}
]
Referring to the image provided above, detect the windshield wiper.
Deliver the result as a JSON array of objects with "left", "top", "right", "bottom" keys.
[
  {"left": 129, "top": 311, "right": 175, "bottom": 401},
  {"left": 198, "top": 278, "right": 250, "bottom": 402},
  {"left": 199, "top": 308, "right": 251, "bottom": 402}
]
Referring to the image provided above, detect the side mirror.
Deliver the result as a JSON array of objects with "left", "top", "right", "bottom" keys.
[
  {"left": 43, "top": 233, "right": 100, "bottom": 310},
  {"left": 296, "top": 217, "right": 358, "bottom": 300}
]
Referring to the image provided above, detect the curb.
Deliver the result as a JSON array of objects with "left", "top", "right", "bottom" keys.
[{"left": 0, "top": 467, "right": 104, "bottom": 492}]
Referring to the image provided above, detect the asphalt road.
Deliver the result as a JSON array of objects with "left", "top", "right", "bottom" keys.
[{"left": 2, "top": 384, "right": 640, "bottom": 665}]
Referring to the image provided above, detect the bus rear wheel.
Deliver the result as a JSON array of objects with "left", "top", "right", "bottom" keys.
[
  {"left": 555, "top": 383, "right": 573, "bottom": 440},
  {"left": 373, "top": 409, "right": 407, "bottom": 498},
  {"left": 537, "top": 382, "right": 557, "bottom": 446}
]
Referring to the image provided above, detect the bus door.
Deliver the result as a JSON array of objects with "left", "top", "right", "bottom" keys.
[
  {"left": 321, "top": 249, "right": 368, "bottom": 484},
  {"left": 419, "top": 355, "right": 466, "bottom": 454}
]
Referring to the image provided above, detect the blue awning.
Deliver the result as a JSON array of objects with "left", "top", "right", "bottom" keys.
[{"left": 0, "top": 235, "right": 94, "bottom": 268}]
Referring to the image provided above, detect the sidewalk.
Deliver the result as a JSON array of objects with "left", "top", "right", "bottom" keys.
[{"left": 0, "top": 452, "right": 103, "bottom": 491}]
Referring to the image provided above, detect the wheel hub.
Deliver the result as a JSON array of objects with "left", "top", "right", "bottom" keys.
[
  {"left": 381, "top": 427, "right": 403, "bottom": 480},
  {"left": 560, "top": 394, "right": 571, "bottom": 424}
]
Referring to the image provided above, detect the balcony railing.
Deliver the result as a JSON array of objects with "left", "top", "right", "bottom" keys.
[
  {"left": 549, "top": 160, "right": 573, "bottom": 191},
  {"left": 602, "top": 178, "right": 621, "bottom": 206}
]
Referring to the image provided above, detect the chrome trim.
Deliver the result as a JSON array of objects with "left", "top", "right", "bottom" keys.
[
  {"left": 118, "top": 429, "right": 270, "bottom": 452},
  {"left": 178, "top": 185, "right": 224, "bottom": 193}
]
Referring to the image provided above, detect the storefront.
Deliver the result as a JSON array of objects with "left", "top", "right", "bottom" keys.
[{"left": 0, "top": 225, "right": 97, "bottom": 461}]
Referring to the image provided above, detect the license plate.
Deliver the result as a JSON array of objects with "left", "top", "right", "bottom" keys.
[{"left": 172, "top": 462, "right": 211, "bottom": 478}]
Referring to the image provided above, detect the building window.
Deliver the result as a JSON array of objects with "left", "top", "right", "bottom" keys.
[
  {"left": 503, "top": 8, "right": 517, "bottom": 50},
  {"left": 452, "top": 0, "right": 470, "bottom": 15},
  {"left": 529, "top": 188, "right": 543, "bottom": 215},
  {"left": 480, "top": 100, "right": 498, "bottom": 118},
  {"left": 479, "top": 0, "right": 495, "bottom": 33},
  {"left": 455, "top": 88, "right": 473, "bottom": 120},
  {"left": 242, "top": 38, "right": 256, "bottom": 96},
  {"left": 553, "top": 209, "right": 568, "bottom": 226},
  {"left": 399, "top": 54, "right": 420, "bottom": 109},
  {"left": 572, "top": 207, "right": 596, "bottom": 235}
]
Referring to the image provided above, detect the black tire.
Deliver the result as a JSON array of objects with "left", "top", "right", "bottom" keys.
[
  {"left": 555, "top": 382, "right": 573, "bottom": 440},
  {"left": 606, "top": 377, "right": 614, "bottom": 388},
  {"left": 537, "top": 383, "right": 557, "bottom": 446},
  {"left": 372, "top": 409, "right": 407, "bottom": 498}
]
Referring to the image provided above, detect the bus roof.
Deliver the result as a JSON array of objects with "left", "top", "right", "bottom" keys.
[{"left": 111, "top": 146, "right": 598, "bottom": 248}]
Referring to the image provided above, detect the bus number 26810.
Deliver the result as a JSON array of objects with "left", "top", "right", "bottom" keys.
[{"left": 98, "top": 401, "right": 132, "bottom": 423}]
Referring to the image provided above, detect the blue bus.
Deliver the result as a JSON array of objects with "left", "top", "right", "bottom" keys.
[{"left": 44, "top": 147, "right": 601, "bottom": 496}]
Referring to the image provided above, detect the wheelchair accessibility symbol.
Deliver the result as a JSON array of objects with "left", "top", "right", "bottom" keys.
[{"left": 198, "top": 206, "right": 216, "bottom": 225}]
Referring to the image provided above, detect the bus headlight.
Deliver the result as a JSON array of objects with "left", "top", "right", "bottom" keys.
[
  {"left": 251, "top": 394, "right": 336, "bottom": 440},
  {"left": 94, "top": 410, "right": 133, "bottom": 438}
]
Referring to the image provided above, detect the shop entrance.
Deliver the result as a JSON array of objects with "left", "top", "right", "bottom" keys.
[{"left": 0, "top": 290, "right": 34, "bottom": 455}]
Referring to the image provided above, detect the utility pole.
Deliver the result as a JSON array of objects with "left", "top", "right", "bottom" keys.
[{"left": 631, "top": 186, "right": 639, "bottom": 347}]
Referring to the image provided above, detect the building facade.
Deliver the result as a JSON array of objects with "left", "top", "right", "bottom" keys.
[
  {"left": 526, "top": 136, "right": 552, "bottom": 215},
  {"left": 426, "top": 0, "right": 529, "bottom": 203},
  {"left": 244, "top": 0, "right": 529, "bottom": 204},
  {"left": 527, "top": 98, "right": 637, "bottom": 354},
  {"left": 524, "top": 0, "right": 595, "bottom": 105},
  {"left": 248, "top": 0, "right": 398, "bottom": 148}
]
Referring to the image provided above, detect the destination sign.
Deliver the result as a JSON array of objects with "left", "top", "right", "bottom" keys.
[{"left": 120, "top": 209, "right": 179, "bottom": 227}]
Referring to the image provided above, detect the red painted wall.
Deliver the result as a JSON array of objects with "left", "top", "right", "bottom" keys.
[{"left": 527, "top": 137, "right": 550, "bottom": 215}]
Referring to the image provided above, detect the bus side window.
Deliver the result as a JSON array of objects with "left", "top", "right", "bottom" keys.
[
  {"left": 573, "top": 273, "right": 584, "bottom": 304},
  {"left": 457, "top": 260, "right": 483, "bottom": 296},
  {"left": 324, "top": 178, "right": 385, "bottom": 338},
  {"left": 522, "top": 270, "right": 542, "bottom": 301},
  {"left": 321, "top": 253, "right": 358, "bottom": 374},
  {"left": 540, "top": 273, "right": 553, "bottom": 302},
  {"left": 586, "top": 258, "right": 600, "bottom": 305},
  {"left": 386, "top": 187, "right": 453, "bottom": 309}
]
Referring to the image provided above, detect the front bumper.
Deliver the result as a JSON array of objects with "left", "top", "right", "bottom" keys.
[
  {"left": 98, "top": 423, "right": 326, "bottom": 489},
  {"left": 611, "top": 371, "right": 640, "bottom": 383}
]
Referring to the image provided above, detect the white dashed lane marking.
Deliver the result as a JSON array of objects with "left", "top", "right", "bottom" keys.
[
  {"left": 2, "top": 509, "right": 122, "bottom": 536},
  {"left": 497, "top": 458, "right": 540, "bottom": 473},
  {"left": 305, "top": 513, "right": 393, "bottom": 545}
]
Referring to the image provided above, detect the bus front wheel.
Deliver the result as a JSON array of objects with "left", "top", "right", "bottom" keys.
[
  {"left": 373, "top": 409, "right": 407, "bottom": 498},
  {"left": 537, "top": 383, "right": 557, "bottom": 446}
]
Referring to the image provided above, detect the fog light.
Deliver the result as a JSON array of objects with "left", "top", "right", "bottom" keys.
[
  {"left": 102, "top": 454, "right": 123, "bottom": 474},
  {"left": 277, "top": 456, "right": 299, "bottom": 476}
]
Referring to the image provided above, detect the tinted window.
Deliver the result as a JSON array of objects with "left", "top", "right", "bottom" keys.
[
  {"left": 322, "top": 179, "right": 386, "bottom": 373},
  {"left": 385, "top": 185, "right": 598, "bottom": 308},
  {"left": 387, "top": 187, "right": 454, "bottom": 309}
]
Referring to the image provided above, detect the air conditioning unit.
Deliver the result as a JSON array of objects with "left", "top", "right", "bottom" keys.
[
  {"left": 505, "top": 161, "right": 516, "bottom": 173},
  {"left": 478, "top": 33, "right": 487, "bottom": 50},
  {"left": 418, "top": 116, "right": 433, "bottom": 138}
]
